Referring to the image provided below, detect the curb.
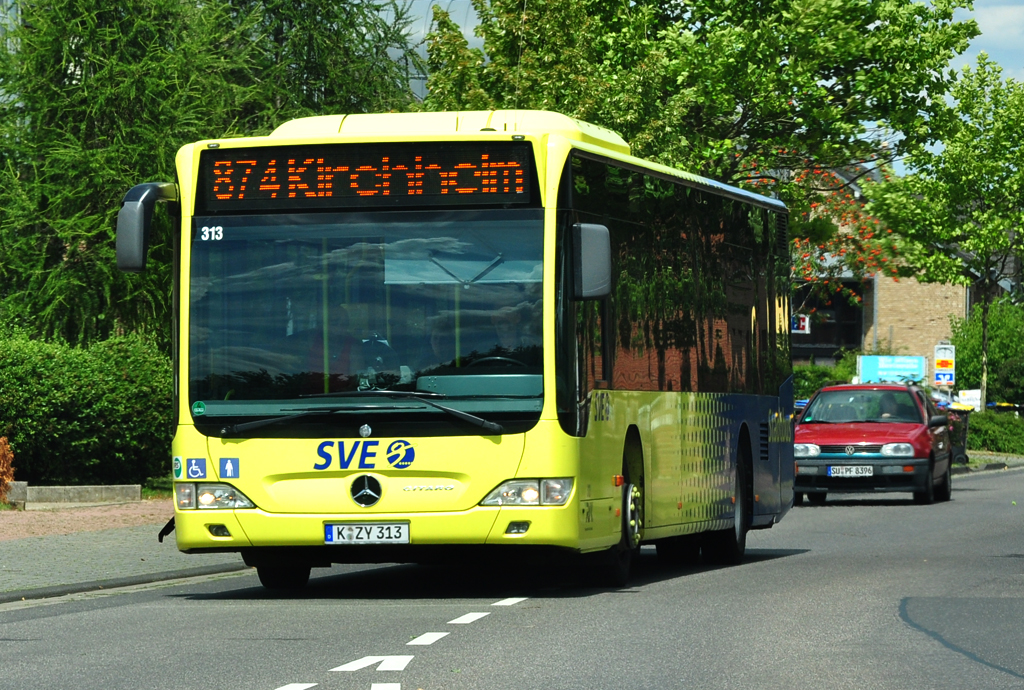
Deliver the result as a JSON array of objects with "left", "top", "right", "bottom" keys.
[
  {"left": 951, "top": 462, "right": 1015, "bottom": 475},
  {"left": 0, "top": 562, "right": 251, "bottom": 604}
]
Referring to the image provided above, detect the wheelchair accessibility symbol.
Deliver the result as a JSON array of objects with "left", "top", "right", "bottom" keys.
[{"left": 186, "top": 458, "right": 207, "bottom": 479}]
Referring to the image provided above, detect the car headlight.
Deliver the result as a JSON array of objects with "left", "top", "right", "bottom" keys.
[
  {"left": 794, "top": 443, "right": 821, "bottom": 458},
  {"left": 881, "top": 443, "right": 914, "bottom": 457},
  {"left": 176, "top": 482, "right": 255, "bottom": 510},
  {"left": 481, "top": 478, "right": 574, "bottom": 506}
]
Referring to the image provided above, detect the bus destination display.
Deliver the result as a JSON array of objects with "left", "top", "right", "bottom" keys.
[{"left": 198, "top": 142, "right": 533, "bottom": 212}]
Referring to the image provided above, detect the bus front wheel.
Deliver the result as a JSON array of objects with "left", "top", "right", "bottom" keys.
[{"left": 257, "top": 564, "right": 311, "bottom": 591}]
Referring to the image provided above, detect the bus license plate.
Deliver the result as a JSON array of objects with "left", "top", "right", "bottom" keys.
[
  {"left": 325, "top": 523, "right": 409, "bottom": 544},
  {"left": 828, "top": 465, "right": 873, "bottom": 477}
]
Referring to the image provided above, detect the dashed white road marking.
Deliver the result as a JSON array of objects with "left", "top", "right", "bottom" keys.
[
  {"left": 330, "top": 655, "right": 415, "bottom": 672},
  {"left": 448, "top": 611, "right": 490, "bottom": 624},
  {"left": 370, "top": 685, "right": 401, "bottom": 690},
  {"left": 492, "top": 597, "right": 528, "bottom": 606},
  {"left": 407, "top": 631, "right": 450, "bottom": 645},
  {"left": 274, "top": 684, "right": 317, "bottom": 690}
]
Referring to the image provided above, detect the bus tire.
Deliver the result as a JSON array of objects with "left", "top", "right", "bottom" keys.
[
  {"left": 589, "top": 481, "right": 641, "bottom": 587},
  {"left": 702, "top": 438, "right": 751, "bottom": 566},
  {"left": 257, "top": 564, "right": 311, "bottom": 591}
]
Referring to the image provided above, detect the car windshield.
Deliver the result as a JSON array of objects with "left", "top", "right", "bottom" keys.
[
  {"left": 188, "top": 208, "right": 544, "bottom": 424},
  {"left": 801, "top": 389, "right": 921, "bottom": 424}
]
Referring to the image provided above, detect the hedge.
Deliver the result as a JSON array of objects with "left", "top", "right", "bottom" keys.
[
  {"left": 0, "top": 332, "right": 172, "bottom": 485},
  {"left": 965, "top": 411, "right": 1024, "bottom": 455}
]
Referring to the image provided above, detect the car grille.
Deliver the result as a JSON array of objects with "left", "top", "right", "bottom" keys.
[{"left": 819, "top": 444, "right": 883, "bottom": 454}]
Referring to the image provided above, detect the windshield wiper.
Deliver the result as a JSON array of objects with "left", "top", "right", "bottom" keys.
[
  {"left": 300, "top": 390, "right": 504, "bottom": 434},
  {"left": 219, "top": 406, "right": 350, "bottom": 435}
]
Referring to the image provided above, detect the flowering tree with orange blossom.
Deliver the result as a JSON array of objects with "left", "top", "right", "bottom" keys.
[{"left": 786, "top": 166, "right": 908, "bottom": 317}]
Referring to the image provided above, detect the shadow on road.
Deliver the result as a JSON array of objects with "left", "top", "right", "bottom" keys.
[{"left": 180, "top": 545, "right": 807, "bottom": 602}]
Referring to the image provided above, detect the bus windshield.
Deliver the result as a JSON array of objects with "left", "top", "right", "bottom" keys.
[{"left": 188, "top": 208, "right": 544, "bottom": 427}]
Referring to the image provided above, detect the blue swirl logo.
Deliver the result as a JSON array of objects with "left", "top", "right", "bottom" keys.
[{"left": 386, "top": 440, "right": 415, "bottom": 469}]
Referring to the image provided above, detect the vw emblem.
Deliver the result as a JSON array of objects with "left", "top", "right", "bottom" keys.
[
  {"left": 845, "top": 445, "right": 856, "bottom": 456},
  {"left": 351, "top": 475, "right": 382, "bottom": 507},
  {"left": 359, "top": 424, "right": 372, "bottom": 438}
]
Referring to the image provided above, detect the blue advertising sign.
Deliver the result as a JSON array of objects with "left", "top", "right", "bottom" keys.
[{"left": 858, "top": 356, "right": 927, "bottom": 384}]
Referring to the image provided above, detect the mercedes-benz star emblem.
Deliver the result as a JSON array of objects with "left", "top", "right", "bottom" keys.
[
  {"left": 845, "top": 445, "right": 855, "bottom": 456},
  {"left": 359, "top": 424, "right": 372, "bottom": 438},
  {"left": 351, "top": 475, "right": 382, "bottom": 507}
]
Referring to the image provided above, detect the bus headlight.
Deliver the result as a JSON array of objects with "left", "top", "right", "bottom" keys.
[
  {"left": 176, "top": 483, "right": 255, "bottom": 510},
  {"left": 481, "top": 478, "right": 574, "bottom": 506},
  {"left": 881, "top": 443, "right": 914, "bottom": 457},
  {"left": 794, "top": 443, "right": 820, "bottom": 458}
]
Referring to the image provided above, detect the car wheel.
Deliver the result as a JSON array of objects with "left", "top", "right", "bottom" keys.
[
  {"left": 807, "top": 492, "right": 826, "bottom": 506},
  {"left": 914, "top": 460, "right": 936, "bottom": 504},
  {"left": 257, "top": 564, "right": 311, "bottom": 591},
  {"left": 935, "top": 462, "right": 952, "bottom": 502}
]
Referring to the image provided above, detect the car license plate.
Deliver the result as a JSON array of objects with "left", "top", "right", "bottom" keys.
[
  {"left": 828, "top": 465, "right": 874, "bottom": 477},
  {"left": 325, "top": 523, "right": 409, "bottom": 544}
]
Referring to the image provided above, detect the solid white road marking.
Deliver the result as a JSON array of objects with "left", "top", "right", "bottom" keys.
[
  {"left": 274, "top": 684, "right": 317, "bottom": 690},
  {"left": 407, "top": 632, "right": 449, "bottom": 645},
  {"left": 492, "top": 597, "right": 527, "bottom": 606},
  {"left": 370, "top": 685, "right": 401, "bottom": 690},
  {"left": 448, "top": 612, "right": 490, "bottom": 624},
  {"left": 330, "top": 656, "right": 415, "bottom": 672}
]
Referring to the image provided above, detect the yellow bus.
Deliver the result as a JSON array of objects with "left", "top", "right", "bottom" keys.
[{"left": 116, "top": 110, "right": 794, "bottom": 589}]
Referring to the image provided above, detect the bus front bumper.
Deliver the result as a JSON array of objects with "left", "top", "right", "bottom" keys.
[{"left": 175, "top": 503, "right": 583, "bottom": 557}]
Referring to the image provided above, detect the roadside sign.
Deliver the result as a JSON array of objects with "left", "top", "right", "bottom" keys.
[
  {"left": 791, "top": 314, "right": 810, "bottom": 334},
  {"left": 934, "top": 344, "right": 955, "bottom": 387},
  {"left": 858, "top": 356, "right": 927, "bottom": 384},
  {"left": 959, "top": 389, "right": 981, "bottom": 411}
]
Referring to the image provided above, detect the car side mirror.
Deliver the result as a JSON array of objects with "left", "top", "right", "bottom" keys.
[{"left": 928, "top": 415, "right": 948, "bottom": 428}]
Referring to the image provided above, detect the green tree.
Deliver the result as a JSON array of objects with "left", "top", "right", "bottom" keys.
[
  {"left": 865, "top": 56, "right": 1024, "bottom": 410},
  {"left": 0, "top": 0, "right": 245, "bottom": 348},
  {"left": 0, "top": 0, "right": 423, "bottom": 348},
  {"left": 422, "top": 0, "right": 975, "bottom": 206},
  {"left": 950, "top": 300, "right": 1024, "bottom": 404},
  {"left": 225, "top": 0, "right": 424, "bottom": 134}
]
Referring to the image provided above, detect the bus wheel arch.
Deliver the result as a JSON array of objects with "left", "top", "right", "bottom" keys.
[{"left": 623, "top": 425, "right": 645, "bottom": 548}]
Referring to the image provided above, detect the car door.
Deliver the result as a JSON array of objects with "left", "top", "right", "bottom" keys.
[{"left": 918, "top": 391, "right": 952, "bottom": 478}]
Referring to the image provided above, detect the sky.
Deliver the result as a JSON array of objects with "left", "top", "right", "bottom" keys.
[
  {"left": 406, "top": 0, "right": 1024, "bottom": 84},
  {"left": 956, "top": 0, "right": 1024, "bottom": 81}
]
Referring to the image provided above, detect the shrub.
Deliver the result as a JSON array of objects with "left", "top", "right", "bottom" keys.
[
  {"left": 0, "top": 436, "right": 13, "bottom": 503},
  {"left": 793, "top": 350, "right": 859, "bottom": 400},
  {"left": 965, "top": 411, "right": 1024, "bottom": 454},
  {"left": 0, "top": 333, "right": 172, "bottom": 485}
]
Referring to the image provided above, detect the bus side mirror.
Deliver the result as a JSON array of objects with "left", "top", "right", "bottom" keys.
[
  {"left": 573, "top": 223, "right": 611, "bottom": 299},
  {"left": 116, "top": 182, "right": 178, "bottom": 272}
]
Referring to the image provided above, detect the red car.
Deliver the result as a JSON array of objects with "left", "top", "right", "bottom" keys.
[{"left": 794, "top": 383, "right": 953, "bottom": 505}]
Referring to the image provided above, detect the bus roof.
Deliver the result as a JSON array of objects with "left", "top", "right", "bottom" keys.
[
  {"left": 270, "top": 110, "right": 631, "bottom": 156},
  {"left": 261, "top": 109, "right": 785, "bottom": 214}
]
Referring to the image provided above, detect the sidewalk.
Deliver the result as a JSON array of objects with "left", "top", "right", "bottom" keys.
[
  {"left": 0, "top": 502, "right": 248, "bottom": 604},
  {"left": 2, "top": 457, "right": 1022, "bottom": 604}
]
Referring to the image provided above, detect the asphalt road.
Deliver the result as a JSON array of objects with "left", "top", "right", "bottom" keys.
[{"left": 2, "top": 468, "right": 1023, "bottom": 690}]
